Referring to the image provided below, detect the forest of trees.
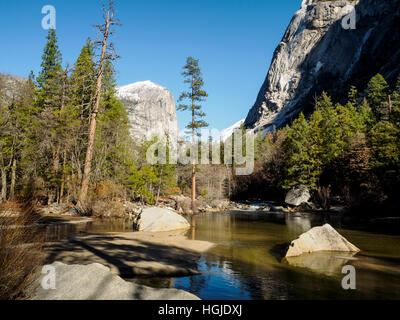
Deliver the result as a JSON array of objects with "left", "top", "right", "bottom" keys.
[
  {"left": 233, "top": 73, "right": 400, "bottom": 214},
  {"left": 1, "top": 10, "right": 399, "bottom": 216},
  {"left": 0, "top": 27, "right": 180, "bottom": 212},
  {"left": 0, "top": 25, "right": 232, "bottom": 213}
]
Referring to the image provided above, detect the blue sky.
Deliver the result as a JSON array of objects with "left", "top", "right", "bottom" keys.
[{"left": 0, "top": 0, "right": 301, "bottom": 131}]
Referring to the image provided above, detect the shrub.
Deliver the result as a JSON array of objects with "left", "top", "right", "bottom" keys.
[{"left": 0, "top": 202, "right": 45, "bottom": 300}]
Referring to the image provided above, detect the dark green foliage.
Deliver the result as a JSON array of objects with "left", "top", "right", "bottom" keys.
[
  {"left": 70, "top": 38, "right": 96, "bottom": 115},
  {"left": 36, "top": 29, "right": 63, "bottom": 110},
  {"left": 0, "top": 30, "right": 177, "bottom": 206},
  {"left": 178, "top": 57, "right": 209, "bottom": 132},
  {"left": 233, "top": 73, "right": 400, "bottom": 213},
  {"left": 366, "top": 74, "right": 390, "bottom": 120}
]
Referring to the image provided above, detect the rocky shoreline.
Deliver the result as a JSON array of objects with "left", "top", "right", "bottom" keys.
[
  {"left": 36, "top": 193, "right": 347, "bottom": 221},
  {"left": 29, "top": 218, "right": 215, "bottom": 300},
  {"left": 30, "top": 261, "right": 200, "bottom": 300}
]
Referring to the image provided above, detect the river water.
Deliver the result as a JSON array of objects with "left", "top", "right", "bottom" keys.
[{"left": 45, "top": 211, "right": 400, "bottom": 300}]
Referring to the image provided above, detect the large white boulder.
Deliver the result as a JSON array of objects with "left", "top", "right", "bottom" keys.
[
  {"left": 30, "top": 262, "right": 199, "bottom": 300},
  {"left": 134, "top": 207, "right": 190, "bottom": 232},
  {"left": 285, "top": 224, "right": 360, "bottom": 258},
  {"left": 285, "top": 186, "right": 311, "bottom": 206}
]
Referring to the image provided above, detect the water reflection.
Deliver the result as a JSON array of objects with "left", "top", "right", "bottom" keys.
[
  {"left": 285, "top": 215, "right": 311, "bottom": 234},
  {"left": 284, "top": 252, "right": 358, "bottom": 276},
  {"left": 173, "top": 212, "right": 400, "bottom": 300},
  {"left": 43, "top": 218, "right": 134, "bottom": 242},
  {"left": 42, "top": 211, "right": 400, "bottom": 299}
]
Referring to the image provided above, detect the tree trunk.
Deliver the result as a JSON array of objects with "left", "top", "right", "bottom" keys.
[
  {"left": 191, "top": 77, "right": 196, "bottom": 212},
  {"left": 156, "top": 167, "right": 163, "bottom": 206},
  {"left": 0, "top": 152, "right": 7, "bottom": 202},
  {"left": 192, "top": 163, "right": 196, "bottom": 211},
  {"left": 53, "top": 67, "right": 69, "bottom": 204},
  {"left": 10, "top": 158, "right": 16, "bottom": 201},
  {"left": 78, "top": 10, "right": 113, "bottom": 207},
  {"left": 59, "top": 150, "right": 67, "bottom": 204}
]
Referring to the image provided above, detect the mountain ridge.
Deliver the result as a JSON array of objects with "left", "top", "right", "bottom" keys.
[{"left": 244, "top": 0, "right": 400, "bottom": 134}]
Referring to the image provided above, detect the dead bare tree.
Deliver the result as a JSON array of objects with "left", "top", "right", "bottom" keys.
[{"left": 78, "top": 0, "right": 120, "bottom": 208}]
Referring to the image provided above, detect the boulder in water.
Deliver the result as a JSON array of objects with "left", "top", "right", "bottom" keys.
[{"left": 285, "top": 224, "right": 360, "bottom": 258}]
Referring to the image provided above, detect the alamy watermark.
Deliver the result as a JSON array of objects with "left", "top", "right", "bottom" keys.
[
  {"left": 341, "top": 5, "right": 356, "bottom": 30},
  {"left": 41, "top": 265, "right": 56, "bottom": 290},
  {"left": 341, "top": 265, "right": 356, "bottom": 290},
  {"left": 42, "top": 5, "right": 56, "bottom": 30}
]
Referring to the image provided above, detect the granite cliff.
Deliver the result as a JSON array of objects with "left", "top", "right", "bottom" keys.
[
  {"left": 245, "top": 0, "right": 400, "bottom": 133},
  {"left": 116, "top": 81, "right": 179, "bottom": 141}
]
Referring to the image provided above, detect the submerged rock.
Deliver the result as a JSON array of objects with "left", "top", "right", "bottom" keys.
[
  {"left": 285, "top": 252, "right": 358, "bottom": 276},
  {"left": 134, "top": 207, "right": 190, "bottom": 232},
  {"left": 30, "top": 262, "right": 199, "bottom": 300},
  {"left": 285, "top": 186, "right": 311, "bottom": 206},
  {"left": 285, "top": 224, "right": 360, "bottom": 257}
]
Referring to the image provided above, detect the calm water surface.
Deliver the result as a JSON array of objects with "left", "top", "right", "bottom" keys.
[{"left": 45, "top": 211, "right": 400, "bottom": 300}]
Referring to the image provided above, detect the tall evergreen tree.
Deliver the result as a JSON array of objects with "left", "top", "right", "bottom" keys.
[
  {"left": 348, "top": 85, "right": 359, "bottom": 105},
  {"left": 283, "top": 113, "right": 318, "bottom": 189},
  {"left": 177, "top": 57, "right": 208, "bottom": 211},
  {"left": 36, "top": 29, "right": 63, "bottom": 110},
  {"left": 366, "top": 74, "right": 390, "bottom": 120},
  {"left": 315, "top": 92, "right": 341, "bottom": 163},
  {"left": 70, "top": 38, "right": 96, "bottom": 116}
]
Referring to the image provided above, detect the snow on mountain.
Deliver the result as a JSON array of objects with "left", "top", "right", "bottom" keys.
[
  {"left": 116, "top": 81, "right": 179, "bottom": 141},
  {"left": 219, "top": 119, "right": 245, "bottom": 142}
]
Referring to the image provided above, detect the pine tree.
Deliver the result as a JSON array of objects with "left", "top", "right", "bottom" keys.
[
  {"left": 348, "top": 85, "right": 359, "bottom": 105},
  {"left": 366, "top": 74, "right": 389, "bottom": 120},
  {"left": 70, "top": 38, "right": 96, "bottom": 117},
  {"left": 315, "top": 92, "right": 341, "bottom": 163},
  {"left": 36, "top": 29, "right": 63, "bottom": 110},
  {"left": 335, "top": 102, "right": 364, "bottom": 150},
  {"left": 177, "top": 57, "right": 209, "bottom": 211},
  {"left": 390, "top": 74, "right": 400, "bottom": 127},
  {"left": 25, "top": 29, "right": 66, "bottom": 203},
  {"left": 370, "top": 120, "right": 400, "bottom": 197},
  {"left": 283, "top": 113, "right": 316, "bottom": 189},
  {"left": 78, "top": 1, "right": 120, "bottom": 207},
  {"left": 354, "top": 98, "right": 373, "bottom": 132},
  {"left": 307, "top": 110, "right": 325, "bottom": 189}
]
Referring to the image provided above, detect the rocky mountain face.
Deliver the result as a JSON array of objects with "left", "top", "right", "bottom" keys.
[
  {"left": 1, "top": 76, "right": 180, "bottom": 143},
  {"left": 245, "top": 0, "right": 400, "bottom": 133},
  {"left": 116, "top": 81, "right": 179, "bottom": 142},
  {"left": 0, "top": 73, "right": 27, "bottom": 105}
]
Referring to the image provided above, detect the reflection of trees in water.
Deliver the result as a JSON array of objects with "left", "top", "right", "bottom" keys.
[
  {"left": 285, "top": 215, "right": 312, "bottom": 237},
  {"left": 193, "top": 213, "right": 234, "bottom": 243},
  {"left": 285, "top": 213, "right": 346, "bottom": 239},
  {"left": 188, "top": 274, "right": 208, "bottom": 297},
  {"left": 187, "top": 212, "right": 375, "bottom": 299},
  {"left": 44, "top": 218, "right": 135, "bottom": 241},
  {"left": 134, "top": 277, "right": 175, "bottom": 289}
]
